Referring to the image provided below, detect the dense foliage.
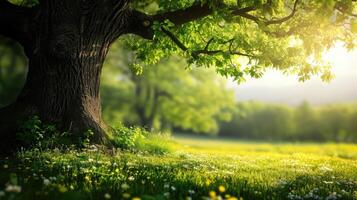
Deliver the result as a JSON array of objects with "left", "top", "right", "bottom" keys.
[
  {"left": 220, "top": 102, "right": 357, "bottom": 142},
  {"left": 13, "top": 116, "right": 173, "bottom": 155},
  {"left": 128, "top": 0, "right": 356, "bottom": 82}
]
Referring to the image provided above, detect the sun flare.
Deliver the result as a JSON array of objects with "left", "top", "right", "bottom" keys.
[{"left": 322, "top": 42, "right": 357, "bottom": 66}]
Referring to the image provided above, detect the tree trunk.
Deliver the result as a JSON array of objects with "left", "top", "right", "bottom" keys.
[{"left": 0, "top": 0, "right": 154, "bottom": 151}]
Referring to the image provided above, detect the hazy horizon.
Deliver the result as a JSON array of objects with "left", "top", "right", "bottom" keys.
[{"left": 229, "top": 43, "right": 357, "bottom": 105}]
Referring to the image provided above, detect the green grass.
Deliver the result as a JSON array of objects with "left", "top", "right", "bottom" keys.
[{"left": 1, "top": 135, "right": 357, "bottom": 200}]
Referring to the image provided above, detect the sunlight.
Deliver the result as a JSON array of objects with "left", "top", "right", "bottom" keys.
[
  {"left": 229, "top": 42, "right": 357, "bottom": 105},
  {"left": 322, "top": 42, "right": 356, "bottom": 68}
]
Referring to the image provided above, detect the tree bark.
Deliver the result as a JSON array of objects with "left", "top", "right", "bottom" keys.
[{"left": 0, "top": 0, "right": 154, "bottom": 151}]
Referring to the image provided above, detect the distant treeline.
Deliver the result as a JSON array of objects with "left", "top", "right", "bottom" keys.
[{"left": 219, "top": 102, "right": 357, "bottom": 142}]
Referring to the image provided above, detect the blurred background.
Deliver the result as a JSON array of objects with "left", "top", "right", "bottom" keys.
[{"left": 1, "top": 36, "right": 357, "bottom": 142}]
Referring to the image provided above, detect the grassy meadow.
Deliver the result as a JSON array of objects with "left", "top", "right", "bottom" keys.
[{"left": 0, "top": 134, "right": 357, "bottom": 200}]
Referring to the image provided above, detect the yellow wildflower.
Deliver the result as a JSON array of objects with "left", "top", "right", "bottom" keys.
[
  {"left": 58, "top": 185, "right": 67, "bottom": 193},
  {"left": 84, "top": 176, "right": 91, "bottom": 183},
  {"left": 219, "top": 185, "right": 226, "bottom": 193},
  {"left": 205, "top": 180, "right": 211, "bottom": 186},
  {"left": 209, "top": 191, "right": 216, "bottom": 198}
]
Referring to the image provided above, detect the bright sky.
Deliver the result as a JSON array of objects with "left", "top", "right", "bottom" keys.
[{"left": 229, "top": 43, "right": 357, "bottom": 105}]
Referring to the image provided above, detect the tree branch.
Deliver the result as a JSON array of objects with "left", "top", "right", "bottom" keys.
[
  {"left": 204, "top": 38, "right": 215, "bottom": 51},
  {"left": 161, "top": 27, "right": 254, "bottom": 59},
  {"left": 230, "top": 0, "right": 272, "bottom": 19},
  {"left": 152, "top": 3, "right": 213, "bottom": 26},
  {"left": 0, "top": 0, "right": 32, "bottom": 45},
  {"left": 151, "top": 1, "right": 266, "bottom": 26},
  {"left": 265, "top": 0, "right": 300, "bottom": 25},
  {"left": 233, "top": 12, "right": 260, "bottom": 23},
  {"left": 148, "top": 0, "right": 300, "bottom": 56},
  {"left": 160, "top": 27, "right": 188, "bottom": 52},
  {"left": 336, "top": 7, "right": 357, "bottom": 18},
  {"left": 192, "top": 49, "right": 253, "bottom": 57},
  {"left": 151, "top": 0, "right": 300, "bottom": 27}
]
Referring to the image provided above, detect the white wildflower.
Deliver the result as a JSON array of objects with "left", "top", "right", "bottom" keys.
[
  {"left": 104, "top": 193, "right": 111, "bottom": 199},
  {"left": 43, "top": 178, "right": 51, "bottom": 186},
  {"left": 5, "top": 185, "right": 21, "bottom": 193},
  {"left": 323, "top": 181, "right": 333, "bottom": 184},
  {"left": 320, "top": 166, "right": 333, "bottom": 172},
  {"left": 188, "top": 190, "right": 195, "bottom": 194},
  {"left": 326, "top": 192, "right": 337, "bottom": 200}
]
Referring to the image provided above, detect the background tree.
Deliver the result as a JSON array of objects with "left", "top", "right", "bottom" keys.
[
  {"left": 318, "top": 104, "right": 353, "bottom": 141},
  {"left": 0, "top": 0, "right": 356, "bottom": 149},
  {"left": 293, "top": 101, "right": 320, "bottom": 140},
  {"left": 218, "top": 102, "right": 357, "bottom": 142},
  {"left": 101, "top": 43, "right": 235, "bottom": 134},
  {"left": 0, "top": 37, "right": 27, "bottom": 107},
  {"left": 219, "top": 102, "right": 295, "bottom": 140}
]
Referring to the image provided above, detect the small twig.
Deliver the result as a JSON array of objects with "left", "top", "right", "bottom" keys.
[
  {"left": 336, "top": 7, "right": 357, "bottom": 18},
  {"left": 204, "top": 38, "right": 215, "bottom": 50},
  {"left": 231, "top": 0, "right": 300, "bottom": 26},
  {"left": 161, "top": 26, "right": 188, "bottom": 52}
]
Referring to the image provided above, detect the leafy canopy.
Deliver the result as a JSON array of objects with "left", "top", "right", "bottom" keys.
[{"left": 128, "top": 0, "right": 356, "bottom": 82}]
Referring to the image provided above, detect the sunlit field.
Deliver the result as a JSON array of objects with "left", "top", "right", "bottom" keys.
[
  {"left": 174, "top": 136, "right": 357, "bottom": 159},
  {"left": 1, "top": 133, "right": 357, "bottom": 200}
]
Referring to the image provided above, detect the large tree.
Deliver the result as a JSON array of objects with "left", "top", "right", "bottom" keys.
[{"left": 0, "top": 0, "right": 355, "bottom": 148}]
